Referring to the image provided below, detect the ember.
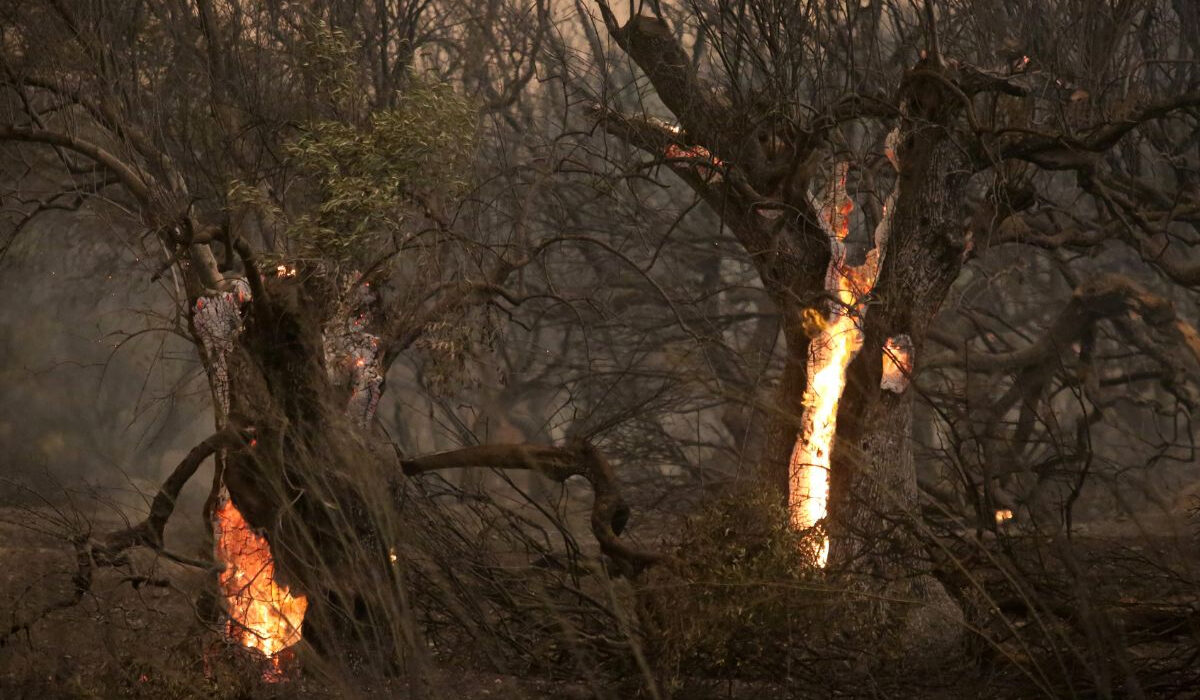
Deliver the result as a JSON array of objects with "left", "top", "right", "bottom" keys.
[{"left": 664, "top": 140, "right": 724, "bottom": 182}]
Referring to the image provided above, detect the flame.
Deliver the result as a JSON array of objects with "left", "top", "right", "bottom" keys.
[
  {"left": 789, "top": 163, "right": 889, "bottom": 568},
  {"left": 789, "top": 274, "right": 866, "bottom": 567},
  {"left": 995, "top": 508, "right": 1014, "bottom": 525},
  {"left": 213, "top": 491, "right": 307, "bottom": 668}
]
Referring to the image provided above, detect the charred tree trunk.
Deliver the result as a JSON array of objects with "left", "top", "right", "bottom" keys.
[
  {"left": 763, "top": 321, "right": 816, "bottom": 495},
  {"left": 829, "top": 58, "right": 972, "bottom": 650},
  {"left": 591, "top": 9, "right": 973, "bottom": 654},
  {"left": 192, "top": 263, "right": 401, "bottom": 668}
]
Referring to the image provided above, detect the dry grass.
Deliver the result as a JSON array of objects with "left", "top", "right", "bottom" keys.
[{"left": 2, "top": 477, "right": 1198, "bottom": 699}]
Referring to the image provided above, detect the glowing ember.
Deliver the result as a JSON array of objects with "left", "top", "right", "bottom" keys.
[
  {"left": 213, "top": 490, "right": 307, "bottom": 665},
  {"left": 995, "top": 508, "right": 1014, "bottom": 525},
  {"left": 881, "top": 334, "right": 914, "bottom": 394},
  {"left": 198, "top": 265, "right": 385, "bottom": 678},
  {"left": 196, "top": 281, "right": 306, "bottom": 672},
  {"left": 664, "top": 141, "right": 724, "bottom": 182},
  {"left": 789, "top": 153, "right": 897, "bottom": 567},
  {"left": 324, "top": 271, "right": 383, "bottom": 426},
  {"left": 193, "top": 280, "right": 251, "bottom": 418}
]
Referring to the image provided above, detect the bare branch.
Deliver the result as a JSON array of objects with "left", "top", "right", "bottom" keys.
[
  {"left": 100, "top": 426, "right": 253, "bottom": 557},
  {"left": 402, "top": 440, "right": 666, "bottom": 572},
  {"left": 928, "top": 274, "right": 1200, "bottom": 403},
  {"left": 0, "top": 124, "right": 155, "bottom": 209},
  {"left": 995, "top": 92, "right": 1200, "bottom": 169},
  {"left": 593, "top": 4, "right": 732, "bottom": 156}
]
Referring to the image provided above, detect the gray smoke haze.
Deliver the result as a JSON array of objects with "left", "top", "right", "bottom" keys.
[{"left": 0, "top": 210, "right": 213, "bottom": 517}]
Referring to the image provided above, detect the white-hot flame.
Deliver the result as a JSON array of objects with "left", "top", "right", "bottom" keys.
[
  {"left": 789, "top": 152, "right": 898, "bottom": 567},
  {"left": 789, "top": 303, "right": 863, "bottom": 566},
  {"left": 214, "top": 489, "right": 308, "bottom": 667}
]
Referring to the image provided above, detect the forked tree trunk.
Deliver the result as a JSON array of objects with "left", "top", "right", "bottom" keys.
[{"left": 827, "top": 63, "right": 972, "bottom": 650}]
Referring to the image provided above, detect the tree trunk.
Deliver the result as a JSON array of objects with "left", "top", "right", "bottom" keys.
[
  {"left": 828, "top": 63, "right": 973, "bottom": 652},
  {"left": 194, "top": 267, "right": 402, "bottom": 669},
  {"left": 762, "top": 323, "right": 812, "bottom": 495}
]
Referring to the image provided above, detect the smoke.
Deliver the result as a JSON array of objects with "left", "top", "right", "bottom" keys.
[{"left": 0, "top": 209, "right": 212, "bottom": 519}]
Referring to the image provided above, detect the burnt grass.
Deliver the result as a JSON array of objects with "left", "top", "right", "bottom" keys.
[{"left": 0, "top": 504, "right": 584, "bottom": 699}]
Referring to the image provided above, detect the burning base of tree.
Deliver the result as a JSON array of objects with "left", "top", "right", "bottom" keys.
[{"left": 212, "top": 490, "right": 307, "bottom": 674}]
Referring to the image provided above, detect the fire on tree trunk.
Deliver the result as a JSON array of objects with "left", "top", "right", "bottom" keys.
[
  {"left": 788, "top": 158, "right": 895, "bottom": 567},
  {"left": 213, "top": 489, "right": 308, "bottom": 666},
  {"left": 822, "top": 54, "right": 975, "bottom": 651},
  {"left": 193, "top": 264, "right": 392, "bottom": 671}
]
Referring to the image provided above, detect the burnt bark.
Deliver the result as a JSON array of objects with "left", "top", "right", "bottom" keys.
[
  {"left": 762, "top": 319, "right": 815, "bottom": 495},
  {"left": 162, "top": 250, "right": 403, "bottom": 668},
  {"left": 829, "top": 59, "right": 974, "bottom": 649}
]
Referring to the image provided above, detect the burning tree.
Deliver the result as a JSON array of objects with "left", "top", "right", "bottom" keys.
[
  {"left": 4, "top": 0, "right": 1200, "bottom": 694},
  {"left": 580, "top": 0, "right": 1200, "bottom": 653},
  {"left": 0, "top": 0, "right": 656, "bottom": 676}
]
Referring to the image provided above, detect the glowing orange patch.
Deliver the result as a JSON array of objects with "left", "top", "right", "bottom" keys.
[
  {"left": 789, "top": 161, "right": 896, "bottom": 568},
  {"left": 214, "top": 493, "right": 307, "bottom": 669}
]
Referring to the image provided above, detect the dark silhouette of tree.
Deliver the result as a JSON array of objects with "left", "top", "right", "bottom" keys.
[
  {"left": 575, "top": 0, "right": 1200, "bottom": 655},
  {"left": 0, "top": 0, "right": 651, "bottom": 669}
]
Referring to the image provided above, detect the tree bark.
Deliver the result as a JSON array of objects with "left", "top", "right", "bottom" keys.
[
  {"left": 762, "top": 322, "right": 813, "bottom": 495},
  {"left": 184, "top": 262, "right": 401, "bottom": 666},
  {"left": 828, "top": 61, "right": 973, "bottom": 651}
]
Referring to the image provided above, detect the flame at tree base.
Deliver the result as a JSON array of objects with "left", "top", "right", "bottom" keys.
[
  {"left": 789, "top": 301, "right": 864, "bottom": 568},
  {"left": 213, "top": 490, "right": 308, "bottom": 673},
  {"left": 790, "top": 155, "right": 897, "bottom": 568}
]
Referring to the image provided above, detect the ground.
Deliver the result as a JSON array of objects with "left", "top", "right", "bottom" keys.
[
  {"left": 2, "top": 495, "right": 1196, "bottom": 698},
  {"left": 0, "top": 502, "right": 591, "bottom": 699}
]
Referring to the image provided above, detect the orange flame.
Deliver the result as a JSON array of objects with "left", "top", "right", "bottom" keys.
[
  {"left": 214, "top": 492, "right": 308, "bottom": 667},
  {"left": 789, "top": 277, "right": 865, "bottom": 566},
  {"left": 664, "top": 142, "right": 724, "bottom": 182},
  {"left": 789, "top": 163, "right": 891, "bottom": 567}
]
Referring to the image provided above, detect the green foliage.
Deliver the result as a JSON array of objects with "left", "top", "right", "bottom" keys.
[
  {"left": 289, "top": 78, "right": 478, "bottom": 262},
  {"left": 231, "top": 75, "right": 479, "bottom": 265},
  {"left": 298, "top": 20, "right": 362, "bottom": 111},
  {"left": 414, "top": 308, "right": 500, "bottom": 396}
]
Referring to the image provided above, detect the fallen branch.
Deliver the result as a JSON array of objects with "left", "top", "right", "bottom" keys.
[
  {"left": 401, "top": 440, "right": 666, "bottom": 573},
  {"left": 0, "top": 428, "right": 250, "bottom": 647}
]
